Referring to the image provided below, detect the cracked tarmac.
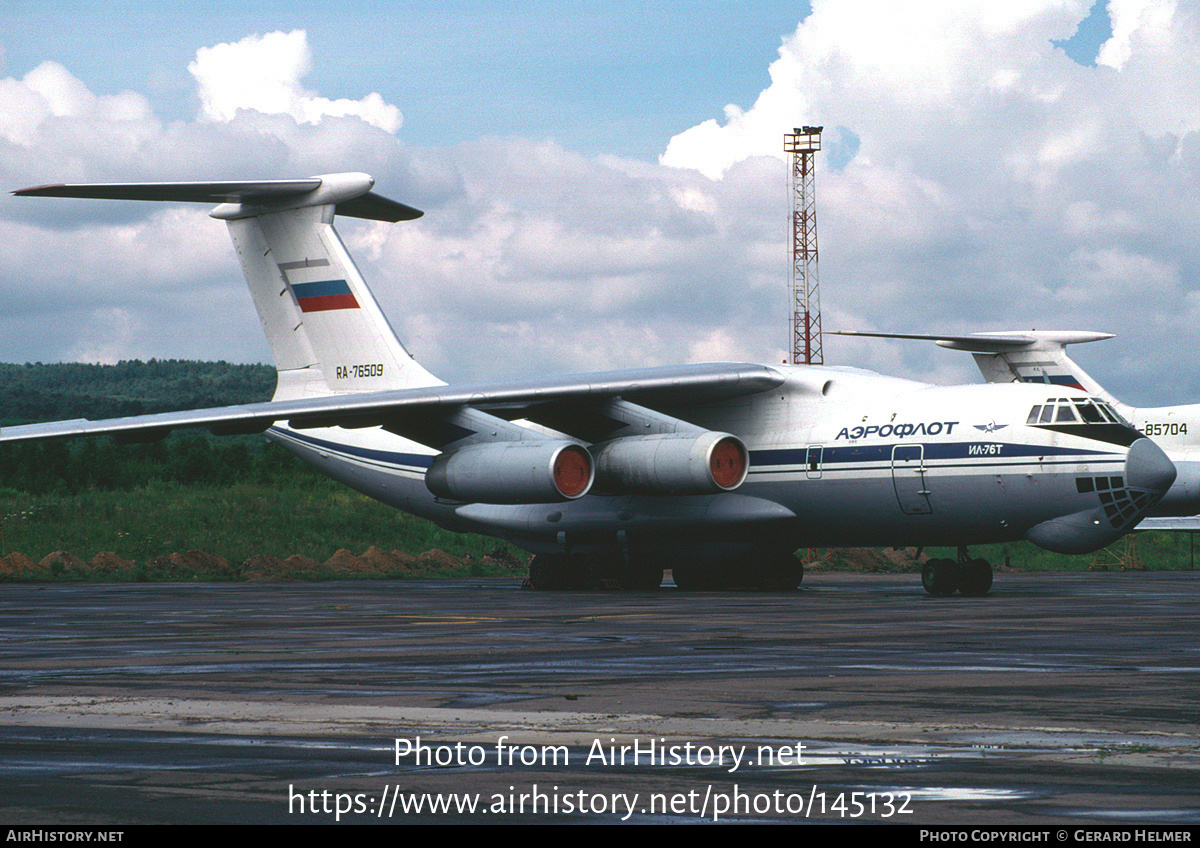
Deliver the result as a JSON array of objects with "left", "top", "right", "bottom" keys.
[{"left": 2, "top": 572, "right": 1198, "bottom": 824}]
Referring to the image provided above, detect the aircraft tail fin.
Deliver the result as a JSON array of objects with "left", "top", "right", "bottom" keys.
[
  {"left": 832, "top": 330, "right": 1122, "bottom": 406},
  {"left": 14, "top": 173, "right": 442, "bottom": 400}
]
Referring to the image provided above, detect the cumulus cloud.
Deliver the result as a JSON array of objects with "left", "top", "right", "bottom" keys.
[
  {"left": 0, "top": 60, "right": 157, "bottom": 148},
  {"left": 655, "top": 0, "right": 1200, "bottom": 404},
  {"left": 0, "top": 35, "right": 407, "bottom": 366},
  {"left": 361, "top": 137, "right": 787, "bottom": 379},
  {"left": 189, "top": 30, "right": 402, "bottom": 132},
  {"left": 3, "top": 3, "right": 1200, "bottom": 413},
  {"left": 1098, "top": 0, "right": 1175, "bottom": 69}
]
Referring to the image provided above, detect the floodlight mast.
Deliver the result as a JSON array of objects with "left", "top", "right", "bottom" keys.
[{"left": 784, "top": 126, "right": 823, "bottom": 365}]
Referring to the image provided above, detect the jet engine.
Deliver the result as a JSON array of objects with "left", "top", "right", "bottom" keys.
[
  {"left": 590, "top": 432, "right": 748, "bottom": 495},
  {"left": 425, "top": 441, "right": 594, "bottom": 504}
]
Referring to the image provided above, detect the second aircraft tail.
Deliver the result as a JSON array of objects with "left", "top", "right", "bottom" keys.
[{"left": 832, "top": 329, "right": 1122, "bottom": 407}]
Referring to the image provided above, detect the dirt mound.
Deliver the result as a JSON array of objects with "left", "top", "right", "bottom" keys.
[
  {"left": 482, "top": 546, "right": 526, "bottom": 570},
  {"left": 0, "top": 551, "right": 42, "bottom": 580},
  {"left": 145, "top": 550, "right": 234, "bottom": 579},
  {"left": 90, "top": 551, "right": 136, "bottom": 577},
  {"left": 284, "top": 554, "right": 321, "bottom": 571},
  {"left": 360, "top": 546, "right": 420, "bottom": 574},
  {"left": 324, "top": 548, "right": 374, "bottom": 575},
  {"left": 417, "top": 548, "right": 464, "bottom": 571},
  {"left": 40, "top": 550, "right": 91, "bottom": 578},
  {"left": 1, "top": 544, "right": 515, "bottom": 582},
  {"left": 241, "top": 554, "right": 292, "bottom": 581},
  {"left": 815, "top": 547, "right": 928, "bottom": 573},
  {"left": 389, "top": 550, "right": 420, "bottom": 568}
]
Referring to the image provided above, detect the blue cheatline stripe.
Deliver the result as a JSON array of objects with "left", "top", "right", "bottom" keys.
[
  {"left": 751, "top": 441, "right": 1106, "bottom": 468},
  {"left": 269, "top": 426, "right": 434, "bottom": 470},
  {"left": 269, "top": 426, "right": 1121, "bottom": 492},
  {"left": 272, "top": 425, "right": 1114, "bottom": 479}
]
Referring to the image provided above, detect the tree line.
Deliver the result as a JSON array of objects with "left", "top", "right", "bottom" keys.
[
  {"left": 0, "top": 360, "right": 321, "bottom": 494},
  {"left": 0, "top": 359, "right": 276, "bottom": 424}
]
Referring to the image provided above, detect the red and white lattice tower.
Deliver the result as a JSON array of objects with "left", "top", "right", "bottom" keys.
[{"left": 785, "top": 126, "right": 823, "bottom": 365}]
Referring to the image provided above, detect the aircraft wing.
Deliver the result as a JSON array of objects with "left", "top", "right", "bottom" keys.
[
  {"left": 1136, "top": 517, "right": 1200, "bottom": 531},
  {"left": 0, "top": 362, "right": 785, "bottom": 446},
  {"left": 831, "top": 329, "right": 1114, "bottom": 352}
]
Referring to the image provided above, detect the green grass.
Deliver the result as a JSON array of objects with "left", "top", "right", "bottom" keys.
[
  {"left": 936, "top": 533, "right": 1200, "bottom": 572},
  {"left": 0, "top": 479, "right": 525, "bottom": 581},
  {"left": 3, "top": 480, "right": 1198, "bottom": 582},
  {"left": 806, "top": 533, "right": 1200, "bottom": 574}
]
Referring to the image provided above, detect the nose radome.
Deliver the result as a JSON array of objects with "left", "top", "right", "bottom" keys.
[{"left": 1125, "top": 437, "right": 1177, "bottom": 494}]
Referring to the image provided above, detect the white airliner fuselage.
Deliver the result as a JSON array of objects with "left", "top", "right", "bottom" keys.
[
  {"left": 270, "top": 370, "right": 1164, "bottom": 555},
  {"left": 7, "top": 175, "right": 1178, "bottom": 594},
  {"left": 834, "top": 330, "right": 1200, "bottom": 531}
]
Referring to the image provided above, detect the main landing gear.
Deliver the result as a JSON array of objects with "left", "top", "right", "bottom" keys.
[
  {"left": 921, "top": 546, "right": 993, "bottom": 597},
  {"left": 526, "top": 552, "right": 664, "bottom": 591},
  {"left": 526, "top": 549, "right": 805, "bottom": 591},
  {"left": 672, "top": 551, "right": 804, "bottom": 591}
]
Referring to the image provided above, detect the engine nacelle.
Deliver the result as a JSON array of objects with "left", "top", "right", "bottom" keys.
[
  {"left": 425, "top": 441, "right": 594, "bottom": 504},
  {"left": 590, "top": 432, "right": 748, "bottom": 495}
]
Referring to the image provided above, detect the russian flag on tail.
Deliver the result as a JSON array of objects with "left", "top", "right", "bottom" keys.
[{"left": 293, "top": 280, "right": 359, "bottom": 312}]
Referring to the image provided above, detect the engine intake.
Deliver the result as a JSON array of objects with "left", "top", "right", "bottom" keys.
[{"left": 426, "top": 441, "right": 593, "bottom": 504}]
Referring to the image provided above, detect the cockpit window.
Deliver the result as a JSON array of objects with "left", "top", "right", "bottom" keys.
[
  {"left": 1028, "top": 398, "right": 1129, "bottom": 427},
  {"left": 1026, "top": 397, "right": 1139, "bottom": 447},
  {"left": 1096, "top": 401, "right": 1129, "bottom": 425},
  {"left": 1074, "top": 400, "right": 1105, "bottom": 423}
]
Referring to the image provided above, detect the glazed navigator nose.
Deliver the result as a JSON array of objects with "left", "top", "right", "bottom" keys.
[{"left": 1125, "top": 437, "right": 1177, "bottom": 496}]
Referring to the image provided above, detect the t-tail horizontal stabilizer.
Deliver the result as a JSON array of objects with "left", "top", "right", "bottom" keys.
[
  {"left": 15, "top": 173, "right": 438, "bottom": 401},
  {"left": 832, "top": 329, "right": 1120, "bottom": 406},
  {"left": 13, "top": 173, "right": 423, "bottom": 222}
]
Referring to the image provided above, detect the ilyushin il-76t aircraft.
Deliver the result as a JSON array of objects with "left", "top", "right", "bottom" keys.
[
  {"left": 7, "top": 173, "right": 1179, "bottom": 595},
  {"left": 835, "top": 329, "right": 1200, "bottom": 533}
]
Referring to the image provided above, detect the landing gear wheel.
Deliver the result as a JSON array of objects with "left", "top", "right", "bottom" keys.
[
  {"left": 619, "top": 560, "right": 664, "bottom": 590},
  {"left": 572, "top": 553, "right": 610, "bottom": 590},
  {"left": 922, "top": 558, "right": 959, "bottom": 596},
  {"left": 528, "top": 554, "right": 568, "bottom": 590},
  {"left": 959, "top": 558, "right": 993, "bottom": 596},
  {"left": 671, "top": 563, "right": 719, "bottom": 590},
  {"left": 528, "top": 553, "right": 590, "bottom": 590},
  {"left": 757, "top": 552, "right": 805, "bottom": 590}
]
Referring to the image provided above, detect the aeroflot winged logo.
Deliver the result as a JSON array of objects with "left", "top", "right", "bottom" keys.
[{"left": 292, "top": 279, "right": 360, "bottom": 312}]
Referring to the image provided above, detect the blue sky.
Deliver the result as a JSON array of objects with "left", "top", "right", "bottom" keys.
[
  {"left": 4, "top": 1, "right": 1200, "bottom": 408},
  {"left": 4, "top": 1, "right": 812, "bottom": 158}
]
